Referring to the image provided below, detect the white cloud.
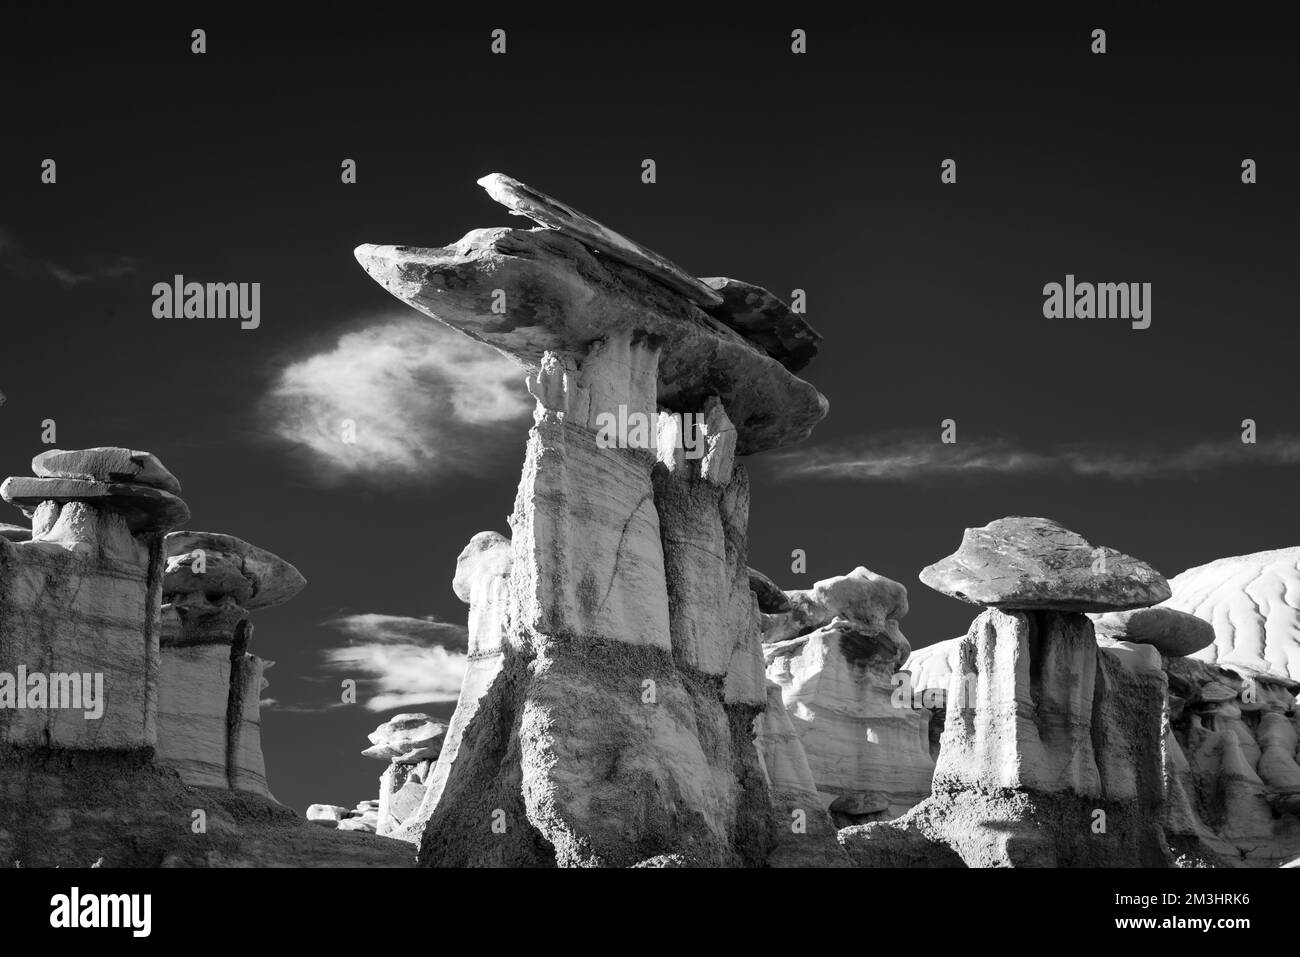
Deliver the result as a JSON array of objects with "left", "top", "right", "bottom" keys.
[
  {"left": 320, "top": 613, "right": 468, "bottom": 712},
  {"left": 264, "top": 314, "right": 531, "bottom": 481},
  {"left": 769, "top": 433, "right": 1300, "bottom": 482}
]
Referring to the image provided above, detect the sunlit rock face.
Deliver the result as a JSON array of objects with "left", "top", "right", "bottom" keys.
[
  {"left": 357, "top": 173, "right": 836, "bottom": 867},
  {"left": 762, "top": 568, "right": 934, "bottom": 825},
  {"left": 155, "top": 531, "right": 304, "bottom": 799},
  {"left": 0, "top": 448, "right": 190, "bottom": 750},
  {"left": 853, "top": 519, "right": 1173, "bottom": 868}
]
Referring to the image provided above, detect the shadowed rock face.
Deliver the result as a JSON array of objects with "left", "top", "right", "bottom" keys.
[
  {"left": 1090, "top": 607, "right": 1215, "bottom": 657},
  {"left": 920, "top": 516, "right": 1171, "bottom": 613}
]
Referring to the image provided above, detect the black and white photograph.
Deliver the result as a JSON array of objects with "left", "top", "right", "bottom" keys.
[{"left": 0, "top": 2, "right": 1294, "bottom": 939}]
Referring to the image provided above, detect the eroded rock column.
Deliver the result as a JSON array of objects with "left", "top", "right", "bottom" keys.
[
  {"left": 156, "top": 531, "right": 305, "bottom": 796},
  {"left": 0, "top": 448, "right": 190, "bottom": 750}
]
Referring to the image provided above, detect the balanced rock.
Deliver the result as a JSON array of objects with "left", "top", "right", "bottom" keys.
[
  {"left": 1161, "top": 547, "right": 1300, "bottom": 682},
  {"left": 1089, "top": 607, "right": 1215, "bottom": 657},
  {"left": 165, "top": 531, "right": 307, "bottom": 611},
  {"left": 363, "top": 714, "right": 446, "bottom": 765},
  {"left": 920, "top": 516, "right": 1170, "bottom": 612},
  {"left": 32, "top": 446, "right": 182, "bottom": 495},
  {"left": 812, "top": 566, "right": 909, "bottom": 631}
]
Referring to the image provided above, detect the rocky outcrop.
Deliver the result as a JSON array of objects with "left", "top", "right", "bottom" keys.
[
  {"left": 920, "top": 516, "right": 1171, "bottom": 612},
  {"left": 762, "top": 568, "right": 934, "bottom": 824},
  {"left": 362, "top": 714, "right": 445, "bottom": 838},
  {"left": 156, "top": 531, "right": 305, "bottom": 797},
  {"left": 0, "top": 448, "right": 410, "bottom": 867},
  {"left": 1089, "top": 606, "right": 1216, "bottom": 657},
  {"left": 1161, "top": 547, "right": 1300, "bottom": 682},
  {"left": 870, "top": 518, "right": 1172, "bottom": 867},
  {"left": 357, "top": 173, "right": 835, "bottom": 867}
]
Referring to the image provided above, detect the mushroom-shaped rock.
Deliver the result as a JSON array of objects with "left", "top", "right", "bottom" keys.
[
  {"left": 2, "top": 475, "right": 189, "bottom": 533},
  {"left": 812, "top": 566, "right": 909, "bottom": 631},
  {"left": 1089, "top": 606, "right": 1215, "bottom": 657},
  {"left": 363, "top": 713, "right": 446, "bottom": 764},
  {"left": 164, "top": 531, "right": 306, "bottom": 610},
  {"left": 699, "top": 277, "right": 822, "bottom": 373},
  {"left": 32, "top": 446, "right": 182, "bottom": 495},
  {"left": 748, "top": 567, "right": 791, "bottom": 613},
  {"left": 1160, "top": 546, "right": 1300, "bottom": 682},
  {"left": 354, "top": 179, "right": 827, "bottom": 454},
  {"left": 919, "top": 517, "right": 1170, "bottom": 612},
  {"left": 452, "top": 531, "right": 511, "bottom": 604}
]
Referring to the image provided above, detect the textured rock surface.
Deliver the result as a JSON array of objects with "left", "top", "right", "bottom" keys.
[
  {"left": 886, "top": 608, "right": 1170, "bottom": 866},
  {"left": 1090, "top": 606, "right": 1215, "bottom": 657},
  {"left": 155, "top": 530, "right": 303, "bottom": 798},
  {"left": 32, "top": 447, "right": 182, "bottom": 496},
  {"left": 920, "top": 517, "right": 1170, "bottom": 612},
  {"left": 0, "top": 450, "right": 190, "bottom": 750},
  {"left": 1162, "top": 547, "right": 1300, "bottom": 682},
  {"left": 353, "top": 229, "right": 826, "bottom": 455},
  {"left": 699, "top": 277, "right": 822, "bottom": 373}
]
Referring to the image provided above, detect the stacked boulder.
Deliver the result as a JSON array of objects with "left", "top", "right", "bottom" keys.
[
  {"left": 355, "top": 173, "right": 837, "bottom": 866},
  {"left": 846, "top": 518, "right": 1173, "bottom": 867},
  {"left": 762, "top": 567, "right": 935, "bottom": 825},
  {"left": 363, "top": 713, "right": 445, "bottom": 837},
  {"left": 157, "top": 531, "right": 305, "bottom": 797}
]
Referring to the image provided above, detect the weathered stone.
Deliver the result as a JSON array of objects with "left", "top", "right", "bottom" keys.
[
  {"left": 812, "top": 566, "right": 909, "bottom": 631},
  {"left": 748, "top": 567, "right": 791, "bottom": 613},
  {"left": 364, "top": 714, "right": 446, "bottom": 764},
  {"left": 33, "top": 447, "right": 182, "bottom": 495},
  {"left": 765, "top": 616, "right": 932, "bottom": 823},
  {"left": 699, "top": 277, "right": 821, "bottom": 372},
  {"left": 886, "top": 608, "right": 1169, "bottom": 867},
  {"left": 1090, "top": 606, "right": 1215, "bottom": 657},
  {"left": 353, "top": 228, "right": 827, "bottom": 455},
  {"left": 920, "top": 516, "right": 1170, "bottom": 612},
  {"left": 308, "top": 804, "right": 348, "bottom": 822},
  {"left": 164, "top": 531, "right": 306, "bottom": 611},
  {"left": 0, "top": 523, "right": 30, "bottom": 542},
  {"left": 2, "top": 476, "right": 190, "bottom": 533},
  {"left": 478, "top": 172, "right": 723, "bottom": 307},
  {"left": 1161, "top": 546, "right": 1300, "bottom": 682}
]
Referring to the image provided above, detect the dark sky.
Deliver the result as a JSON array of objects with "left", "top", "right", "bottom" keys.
[{"left": 2, "top": 4, "right": 1296, "bottom": 814}]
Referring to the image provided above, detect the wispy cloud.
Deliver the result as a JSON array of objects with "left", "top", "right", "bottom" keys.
[
  {"left": 0, "top": 225, "right": 139, "bottom": 286},
  {"left": 769, "top": 433, "right": 1300, "bottom": 483},
  {"left": 262, "top": 314, "right": 531, "bottom": 482},
  {"left": 318, "top": 613, "right": 468, "bottom": 713}
]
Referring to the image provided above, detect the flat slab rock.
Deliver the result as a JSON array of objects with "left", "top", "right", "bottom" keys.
[
  {"left": 33, "top": 447, "right": 181, "bottom": 496},
  {"left": 920, "top": 516, "right": 1170, "bottom": 613},
  {"left": 1, "top": 476, "right": 190, "bottom": 532},
  {"left": 699, "top": 277, "right": 821, "bottom": 373},
  {"left": 164, "top": 531, "right": 306, "bottom": 610},
  {"left": 354, "top": 228, "right": 827, "bottom": 455},
  {"left": 1089, "top": 606, "right": 1215, "bottom": 657}
]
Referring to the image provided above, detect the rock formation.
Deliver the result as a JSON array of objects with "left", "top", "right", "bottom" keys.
[
  {"left": 363, "top": 713, "right": 445, "bottom": 837},
  {"left": 850, "top": 518, "right": 1172, "bottom": 867},
  {"left": 356, "top": 173, "right": 842, "bottom": 866},
  {"left": 1161, "top": 547, "right": 1300, "bottom": 682},
  {"left": 156, "top": 531, "right": 305, "bottom": 797},
  {"left": 0, "top": 448, "right": 410, "bottom": 867},
  {"left": 762, "top": 567, "right": 934, "bottom": 824}
]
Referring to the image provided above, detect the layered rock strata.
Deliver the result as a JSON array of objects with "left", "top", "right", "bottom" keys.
[
  {"left": 156, "top": 531, "right": 306, "bottom": 797},
  {"left": 357, "top": 173, "right": 838, "bottom": 867}
]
